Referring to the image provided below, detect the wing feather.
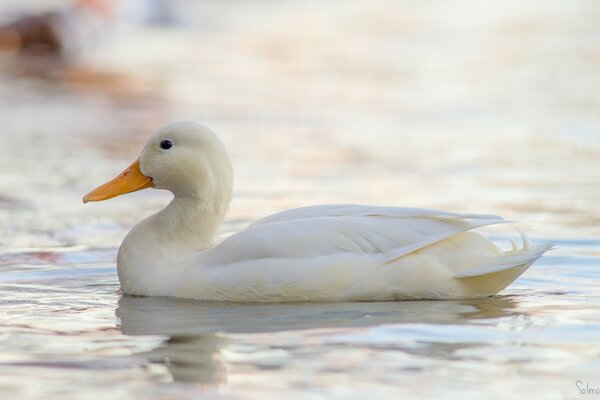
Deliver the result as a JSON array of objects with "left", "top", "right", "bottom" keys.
[
  {"left": 207, "top": 205, "right": 506, "bottom": 267},
  {"left": 250, "top": 204, "right": 502, "bottom": 227}
]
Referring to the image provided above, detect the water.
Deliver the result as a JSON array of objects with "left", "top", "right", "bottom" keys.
[{"left": 0, "top": 0, "right": 599, "bottom": 398}]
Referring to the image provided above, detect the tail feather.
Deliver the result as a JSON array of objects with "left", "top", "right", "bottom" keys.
[
  {"left": 454, "top": 231, "right": 555, "bottom": 279},
  {"left": 517, "top": 228, "right": 531, "bottom": 251}
]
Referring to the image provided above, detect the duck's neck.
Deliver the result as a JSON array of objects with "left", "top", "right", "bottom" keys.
[
  {"left": 117, "top": 191, "right": 231, "bottom": 296},
  {"left": 155, "top": 195, "right": 229, "bottom": 249}
]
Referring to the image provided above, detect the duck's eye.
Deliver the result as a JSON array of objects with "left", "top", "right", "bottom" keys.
[{"left": 160, "top": 140, "right": 173, "bottom": 150}]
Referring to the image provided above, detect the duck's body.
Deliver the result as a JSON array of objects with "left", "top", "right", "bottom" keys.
[{"left": 85, "top": 121, "right": 552, "bottom": 302}]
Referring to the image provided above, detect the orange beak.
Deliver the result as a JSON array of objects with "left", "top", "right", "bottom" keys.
[{"left": 83, "top": 159, "right": 154, "bottom": 203}]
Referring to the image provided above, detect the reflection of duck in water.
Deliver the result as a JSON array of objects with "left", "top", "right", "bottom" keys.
[
  {"left": 116, "top": 295, "right": 520, "bottom": 384},
  {"left": 86, "top": 121, "right": 553, "bottom": 302},
  {"left": 117, "top": 295, "right": 521, "bottom": 335},
  {"left": 143, "top": 334, "right": 227, "bottom": 384},
  {"left": 117, "top": 296, "right": 228, "bottom": 385}
]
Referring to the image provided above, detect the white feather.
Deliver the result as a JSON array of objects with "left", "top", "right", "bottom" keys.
[{"left": 106, "top": 121, "right": 552, "bottom": 302}]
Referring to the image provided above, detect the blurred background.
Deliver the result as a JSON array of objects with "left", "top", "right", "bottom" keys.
[
  {"left": 0, "top": 0, "right": 598, "bottom": 250},
  {"left": 0, "top": 1, "right": 599, "bottom": 399}
]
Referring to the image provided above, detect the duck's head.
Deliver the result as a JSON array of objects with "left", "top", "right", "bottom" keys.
[{"left": 83, "top": 121, "right": 233, "bottom": 203}]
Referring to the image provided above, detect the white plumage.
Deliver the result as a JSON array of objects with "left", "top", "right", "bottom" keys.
[{"left": 84, "top": 121, "right": 553, "bottom": 302}]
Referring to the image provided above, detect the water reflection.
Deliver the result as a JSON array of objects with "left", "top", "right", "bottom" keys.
[
  {"left": 117, "top": 295, "right": 520, "bottom": 335},
  {"left": 116, "top": 295, "right": 521, "bottom": 384},
  {"left": 141, "top": 334, "right": 227, "bottom": 384}
]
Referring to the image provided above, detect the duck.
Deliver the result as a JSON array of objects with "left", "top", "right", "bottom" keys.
[{"left": 83, "top": 121, "right": 552, "bottom": 302}]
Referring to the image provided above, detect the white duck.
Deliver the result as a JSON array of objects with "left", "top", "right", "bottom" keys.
[{"left": 84, "top": 121, "right": 552, "bottom": 302}]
